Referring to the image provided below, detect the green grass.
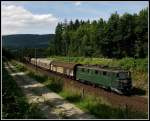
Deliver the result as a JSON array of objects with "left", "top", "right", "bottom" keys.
[
  {"left": 59, "top": 88, "right": 147, "bottom": 119},
  {"left": 47, "top": 56, "right": 148, "bottom": 94},
  {"left": 12, "top": 62, "right": 148, "bottom": 119},
  {"left": 2, "top": 62, "right": 45, "bottom": 119},
  {"left": 28, "top": 72, "right": 64, "bottom": 93}
]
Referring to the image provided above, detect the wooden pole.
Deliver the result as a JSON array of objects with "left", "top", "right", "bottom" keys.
[
  {"left": 35, "top": 48, "right": 37, "bottom": 74},
  {"left": 81, "top": 88, "right": 84, "bottom": 98}
]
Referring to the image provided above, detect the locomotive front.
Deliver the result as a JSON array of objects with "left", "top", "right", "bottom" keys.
[{"left": 117, "top": 71, "right": 132, "bottom": 94}]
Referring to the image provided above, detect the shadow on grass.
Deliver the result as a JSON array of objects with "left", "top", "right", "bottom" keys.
[
  {"left": 28, "top": 71, "right": 64, "bottom": 93},
  {"left": 132, "top": 87, "right": 146, "bottom": 96},
  {"left": 60, "top": 90, "right": 147, "bottom": 119},
  {"left": 64, "top": 94, "right": 82, "bottom": 103},
  {"left": 85, "top": 102, "right": 147, "bottom": 119},
  {"left": 47, "top": 83, "right": 63, "bottom": 93},
  {"left": 2, "top": 63, "right": 45, "bottom": 119}
]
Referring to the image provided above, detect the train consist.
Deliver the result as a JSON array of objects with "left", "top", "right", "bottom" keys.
[{"left": 24, "top": 57, "right": 132, "bottom": 94}]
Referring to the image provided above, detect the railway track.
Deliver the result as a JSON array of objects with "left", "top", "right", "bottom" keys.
[{"left": 17, "top": 61, "right": 148, "bottom": 113}]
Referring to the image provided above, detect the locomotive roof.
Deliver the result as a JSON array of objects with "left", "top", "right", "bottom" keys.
[
  {"left": 51, "top": 61, "right": 80, "bottom": 69},
  {"left": 78, "top": 65, "right": 128, "bottom": 73}
]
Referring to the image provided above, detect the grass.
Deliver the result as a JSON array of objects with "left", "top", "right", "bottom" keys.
[
  {"left": 47, "top": 56, "right": 148, "bottom": 94},
  {"left": 2, "top": 62, "right": 45, "bottom": 119},
  {"left": 59, "top": 88, "right": 147, "bottom": 119},
  {"left": 12, "top": 61, "right": 148, "bottom": 119},
  {"left": 28, "top": 72, "right": 64, "bottom": 93}
]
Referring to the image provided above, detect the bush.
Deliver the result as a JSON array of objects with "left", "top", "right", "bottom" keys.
[{"left": 47, "top": 77, "right": 64, "bottom": 93}]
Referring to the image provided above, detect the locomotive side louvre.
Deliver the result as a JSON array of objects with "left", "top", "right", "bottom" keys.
[{"left": 76, "top": 66, "right": 117, "bottom": 87}]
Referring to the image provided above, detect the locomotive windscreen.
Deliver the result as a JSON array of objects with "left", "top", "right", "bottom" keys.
[{"left": 118, "top": 72, "right": 129, "bottom": 79}]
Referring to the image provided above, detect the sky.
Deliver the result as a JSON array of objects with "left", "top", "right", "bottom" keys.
[{"left": 1, "top": 1, "right": 149, "bottom": 35}]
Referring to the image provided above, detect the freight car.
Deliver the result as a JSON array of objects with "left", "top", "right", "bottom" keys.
[
  {"left": 31, "top": 58, "right": 37, "bottom": 65},
  {"left": 50, "top": 61, "right": 80, "bottom": 78},
  {"left": 24, "top": 57, "right": 132, "bottom": 94},
  {"left": 30, "top": 58, "right": 53, "bottom": 70},
  {"left": 37, "top": 58, "right": 53, "bottom": 70}
]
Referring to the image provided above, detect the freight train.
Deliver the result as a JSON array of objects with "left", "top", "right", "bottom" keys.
[{"left": 24, "top": 57, "right": 132, "bottom": 95}]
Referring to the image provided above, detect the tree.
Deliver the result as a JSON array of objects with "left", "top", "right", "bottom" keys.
[
  {"left": 51, "top": 8, "right": 148, "bottom": 59},
  {"left": 134, "top": 8, "right": 148, "bottom": 58}
]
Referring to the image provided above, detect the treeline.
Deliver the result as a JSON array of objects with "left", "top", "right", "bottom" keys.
[
  {"left": 48, "top": 8, "right": 148, "bottom": 58},
  {"left": 2, "top": 34, "right": 54, "bottom": 48}
]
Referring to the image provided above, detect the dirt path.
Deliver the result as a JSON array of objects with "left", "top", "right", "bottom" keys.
[{"left": 4, "top": 62, "right": 95, "bottom": 119}]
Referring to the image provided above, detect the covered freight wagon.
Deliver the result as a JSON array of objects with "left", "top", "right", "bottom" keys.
[
  {"left": 31, "top": 58, "right": 37, "bottom": 65},
  {"left": 50, "top": 61, "right": 80, "bottom": 78},
  {"left": 37, "top": 58, "right": 53, "bottom": 70}
]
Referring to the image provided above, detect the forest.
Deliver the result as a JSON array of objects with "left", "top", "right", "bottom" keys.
[
  {"left": 48, "top": 7, "right": 148, "bottom": 59},
  {"left": 2, "top": 34, "right": 54, "bottom": 48}
]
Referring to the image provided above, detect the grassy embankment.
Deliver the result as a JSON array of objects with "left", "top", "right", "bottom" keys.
[
  {"left": 2, "top": 61, "right": 44, "bottom": 119},
  {"left": 47, "top": 56, "right": 148, "bottom": 95},
  {"left": 12, "top": 60, "right": 148, "bottom": 119}
]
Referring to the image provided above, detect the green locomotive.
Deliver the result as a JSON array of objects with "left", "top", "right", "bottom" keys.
[{"left": 76, "top": 65, "right": 132, "bottom": 94}]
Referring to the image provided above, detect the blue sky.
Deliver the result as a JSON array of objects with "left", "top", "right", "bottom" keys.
[{"left": 2, "top": 1, "right": 149, "bottom": 35}]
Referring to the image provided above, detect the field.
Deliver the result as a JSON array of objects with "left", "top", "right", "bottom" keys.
[{"left": 47, "top": 56, "right": 148, "bottom": 95}]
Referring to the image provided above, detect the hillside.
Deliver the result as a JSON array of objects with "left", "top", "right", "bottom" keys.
[{"left": 2, "top": 34, "right": 55, "bottom": 48}]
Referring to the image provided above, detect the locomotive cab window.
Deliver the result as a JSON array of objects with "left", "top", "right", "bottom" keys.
[
  {"left": 82, "top": 68, "right": 84, "bottom": 72},
  {"left": 119, "top": 72, "right": 128, "bottom": 79}
]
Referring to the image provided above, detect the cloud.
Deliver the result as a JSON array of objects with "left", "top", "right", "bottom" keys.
[
  {"left": 2, "top": 4, "right": 58, "bottom": 35},
  {"left": 74, "top": 1, "right": 81, "bottom": 6}
]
